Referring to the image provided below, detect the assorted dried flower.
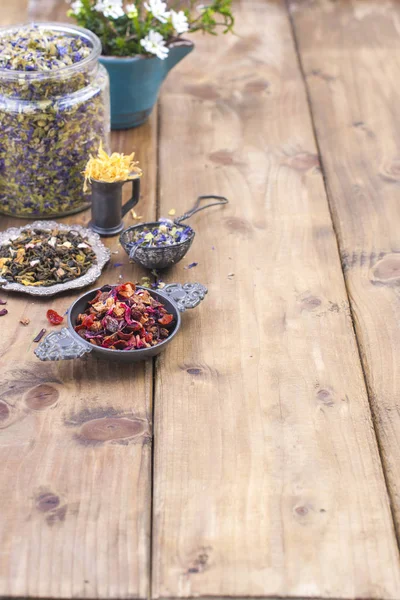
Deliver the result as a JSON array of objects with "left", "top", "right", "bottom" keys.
[
  {"left": 0, "top": 26, "right": 92, "bottom": 71},
  {"left": 20, "top": 318, "right": 30, "bottom": 326},
  {"left": 0, "top": 309, "right": 7, "bottom": 317},
  {"left": 74, "top": 282, "right": 175, "bottom": 350},
  {"left": 127, "top": 219, "right": 193, "bottom": 251},
  {"left": 0, "top": 228, "right": 97, "bottom": 287},
  {"left": 0, "top": 24, "right": 109, "bottom": 217},
  {"left": 83, "top": 142, "right": 142, "bottom": 191},
  {"left": 140, "top": 273, "right": 165, "bottom": 290}
]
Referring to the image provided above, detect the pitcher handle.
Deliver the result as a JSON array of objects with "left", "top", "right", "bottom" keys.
[{"left": 122, "top": 178, "right": 141, "bottom": 217}]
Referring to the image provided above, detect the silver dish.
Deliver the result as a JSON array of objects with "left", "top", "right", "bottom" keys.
[
  {"left": 0, "top": 221, "right": 110, "bottom": 296},
  {"left": 34, "top": 282, "right": 208, "bottom": 363}
]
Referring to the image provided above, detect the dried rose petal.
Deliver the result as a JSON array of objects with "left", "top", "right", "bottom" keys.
[
  {"left": 33, "top": 328, "right": 46, "bottom": 342},
  {"left": 0, "top": 309, "right": 7, "bottom": 317},
  {"left": 73, "top": 283, "right": 174, "bottom": 351},
  {"left": 158, "top": 314, "right": 173, "bottom": 326},
  {"left": 117, "top": 331, "right": 134, "bottom": 341},
  {"left": 0, "top": 298, "right": 7, "bottom": 305}
]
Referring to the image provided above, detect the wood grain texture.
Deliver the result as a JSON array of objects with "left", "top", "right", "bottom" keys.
[
  {"left": 0, "top": 2, "right": 157, "bottom": 597},
  {"left": 152, "top": 0, "right": 400, "bottom": 598},
  {"left": 0, "top": 0, "right": 28, "bottom": 25},
  {"left": 289, "top": 0, "right": 400, "bottom": 546},
  {"left": 28, "top": 0, "right": 67, "bottom": 20}
]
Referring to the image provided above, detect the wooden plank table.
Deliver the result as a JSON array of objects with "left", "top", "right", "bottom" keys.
[{"left": 1, "top": 1, "right": 400, "bottom": 599}]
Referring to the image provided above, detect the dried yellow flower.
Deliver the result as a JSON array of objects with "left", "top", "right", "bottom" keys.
[
  {"left": 131, "top": 209, "right": 143, "bottom": 220},
  {"left": 83, "top": 142, "right": 142, "bottom": 192}
]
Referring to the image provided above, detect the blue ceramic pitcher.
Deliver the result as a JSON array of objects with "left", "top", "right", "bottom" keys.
[{"left": 100, "top": 39, "right": 194, "bottom": 130}]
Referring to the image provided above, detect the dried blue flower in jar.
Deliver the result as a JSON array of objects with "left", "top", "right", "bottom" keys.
[{"left": 0, "top": 23, "right": 110, "bottom": 218}]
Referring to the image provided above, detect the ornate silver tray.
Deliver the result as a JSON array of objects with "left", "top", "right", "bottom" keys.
[{"left": 0, "top": 221, "right": 110, "bottom": 297}]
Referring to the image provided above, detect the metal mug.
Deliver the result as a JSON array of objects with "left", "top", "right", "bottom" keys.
[{"left": 89, "top": 178, "right": 141, "bottom": 236}]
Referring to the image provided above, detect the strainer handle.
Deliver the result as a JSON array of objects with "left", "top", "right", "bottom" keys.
[{"left": 174, "top": 195, "right": 229, "bottom": 224}]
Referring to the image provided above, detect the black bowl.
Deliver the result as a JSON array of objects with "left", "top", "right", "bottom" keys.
[{"left": 69, "top": 285, "right": 181, "bottom": 362}]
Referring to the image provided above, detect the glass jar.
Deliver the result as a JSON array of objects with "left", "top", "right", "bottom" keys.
[{"left": 0, "top": 23, "right": 110, "bottom": 218}]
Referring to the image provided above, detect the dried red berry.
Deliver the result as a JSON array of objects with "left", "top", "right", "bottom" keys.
[{"left": 46, "top": 309, "right": 64, "bottom": 325}]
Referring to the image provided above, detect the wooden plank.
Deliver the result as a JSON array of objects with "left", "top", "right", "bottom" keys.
[
  {"left": 152, "top": 0, "right": 400, "bottom": 598},
  {"left": 0, "top": 0, "right": 28, "bottom": 25},
  {"left": 0, "top": 2, "right": 157, "bottom": 597},
  {"left": 288, "top": 0, "right": 400, "bottom": 546},
  {"left": 28, "top": 0, "right": 69, "bottom": 20}
]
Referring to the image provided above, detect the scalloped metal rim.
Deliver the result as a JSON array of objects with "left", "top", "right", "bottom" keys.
[{"left": 0, "top": 221, "right": 110, "bottom": 297}]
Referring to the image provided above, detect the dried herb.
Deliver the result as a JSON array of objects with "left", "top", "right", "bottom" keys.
[
  {"left": 0, "top": 27, "right": 92, "bottom": 71},
  {"left": 0, "top": 228, "right": 97, "bottom": 287},
  {"left": 128, "top": 219, "right": 193, "bottom": 251},
  {"left": 74, "top": 282, "right": 175, "bottom": 350},
  {"left": 0, "top": 24, "right": 109, "bottom": 217},
  {"left": 33, "top": 328, "right": 46, "bottom": 342},
  {"left": 0, "top": 309, "right": 7, "bottom": 317},
  {"left": 46, "top": 309, "right": 64, "bottom": 325}
]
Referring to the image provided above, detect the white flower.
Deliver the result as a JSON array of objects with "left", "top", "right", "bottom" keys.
[
  {"left": 95, "top": 0, "right": 125, "bottom": 19},
  {"left": 144, "top": 0, "right": 170, "bottom": 23},
  {"left": 125, "top": 3, "right": 138, "bottom": 17},
  {"left": 70, "top": 0, "right": 83, "bottom": 14},
  {"left": 140, "top": 30, "right": 169, "bottom": 60},
  {"left": 170, "top": 9, "right": 189, "bottom": 34}
]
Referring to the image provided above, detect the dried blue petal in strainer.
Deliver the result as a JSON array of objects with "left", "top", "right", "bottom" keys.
[{"left": 120, "top": 195, "right": 228, "bottom": 270}]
